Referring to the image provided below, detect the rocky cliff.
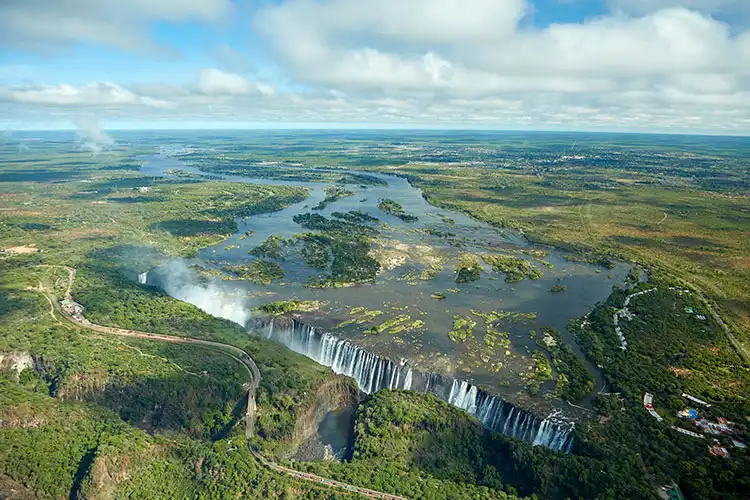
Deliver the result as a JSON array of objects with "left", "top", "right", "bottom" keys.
[{"left": 288, "top": 374, "right": 359, "bottom": 456}]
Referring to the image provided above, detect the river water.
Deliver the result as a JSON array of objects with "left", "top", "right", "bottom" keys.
[{"left": 140, "top": 154, "right": 628, "bottom": 449}]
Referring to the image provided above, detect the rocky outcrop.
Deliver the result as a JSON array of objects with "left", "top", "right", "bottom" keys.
[
  {"left": 79, "top": 451, "right": 133, "bottom": 500},
  {"left": 0, "top": 352, "right": 34, "bottom": 381},
  {"left": 55, "top": 371, "right": 109, "bottom": 401},
  {"left": 0, "top": 474, "right": 38, "bottom": 500}
]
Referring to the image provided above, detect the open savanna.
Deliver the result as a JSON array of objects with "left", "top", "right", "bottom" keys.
[{"left": 0, "top": 147, "right": 307, "bottom": 262}]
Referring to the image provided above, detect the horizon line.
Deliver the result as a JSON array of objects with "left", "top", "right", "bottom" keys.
[{"left": 6, "top": 126, "right": 750, "bottom": 139}]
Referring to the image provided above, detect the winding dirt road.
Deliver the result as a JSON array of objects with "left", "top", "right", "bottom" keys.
[{"left": 32, "top": 265, "right": 407, "bottom": 500}]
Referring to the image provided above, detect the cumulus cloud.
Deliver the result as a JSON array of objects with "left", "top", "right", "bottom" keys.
[
  {"left": 257, "top": 1, "right": 750, "bottom": 89},
  {"left": 0, "top": 82, "right": 171, "bottom": 107},
  {"left": 2, "top": 0, "right": 750, "bottom": 134},
  {"left": 244, "top": 0, "right": 750, "bottom": 133},
  {"left": 197, "top": 69, "right": 275, "bottom": 96},
  {"left": 0, "top": 0, "right": 233, "bottom": 54},
  {"left": 608, "top": 0, "right": 750, "bottom": 17}
]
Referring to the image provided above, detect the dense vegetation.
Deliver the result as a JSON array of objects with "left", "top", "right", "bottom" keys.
[
  {"left": 222, "top": 259, "right": 286, "bottom": 284},
  {"left": 292, "top": 212, "right": 381, "bottom": 285},
  {"left": 0, "top": 379, "right": 335, "bottom": 499},
  {"left": 566, "top": 281, "right": 750, "bottom": 498},
  {"left": 256, "top": 300, "right": 320, "bottom": 316},
  {"left": 536, "top": 328, "right": 594, "bottom": 400},
  {"left": 454, "top": 253, "right": 482, "bottom": 283},
  {"left": 0, "top": 147, "right": 348, "bottom": 498},
  {"left": 0, "top": 265, "right": 333, "bottom": 498},
  {"left": 377, "top": 198, "right": 418, "bottom": 222},
  {"left": 299, "top": 390, "right": 658, "bottom": 500},
  {"left": 482, "top": 254, "right": 543, "bottom": 282},
  {"left": 312, "top": 186, "right": 355, "bottom": 211},
  {"left": 250, "top": 235, "right": 289, "bottom": 259}
]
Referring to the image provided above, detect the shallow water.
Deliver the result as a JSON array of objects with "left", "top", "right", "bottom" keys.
[{"left": 141, "top": 154, "right": 627, "bottom": 413}]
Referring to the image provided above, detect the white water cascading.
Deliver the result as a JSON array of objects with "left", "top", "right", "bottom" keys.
[
  {"left": 263, "top": 318, "right": 574, "bottom": 452},
  {"left": 138, "top": 271, "right": 148, "bottom": 285}
]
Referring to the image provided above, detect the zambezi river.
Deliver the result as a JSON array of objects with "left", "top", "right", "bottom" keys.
[{"left": 140, "top": 153, "right": 629, "bottom": 452}]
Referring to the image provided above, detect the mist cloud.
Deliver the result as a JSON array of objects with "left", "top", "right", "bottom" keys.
[
  {"left": 160, "top": 260, "right": 253, "bottom": 327},
  {"left": 73, "top": 117, "right": 115, "bottom": 153}
]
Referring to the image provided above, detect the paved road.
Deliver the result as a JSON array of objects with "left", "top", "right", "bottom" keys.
[{"left": 34, "top": 265, "right": 407, "bottom": 500}]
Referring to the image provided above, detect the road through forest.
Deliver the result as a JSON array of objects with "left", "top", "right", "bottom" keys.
[{"left": 32, "top": 265, "right": 408, "bottom": 500}]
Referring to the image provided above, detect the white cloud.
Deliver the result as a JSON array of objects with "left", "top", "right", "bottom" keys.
[
  {"left": 258, "top": 2, "right": 750, "bottom": 88},
  {"left": 243, "top": 0, "right": 750, "bottom": 133},
  {"left": 0, "top": 0, "right": 233, "bottom": 54},
  {"left": 2, "top": 1, "right": 750, "bottom": 134},
  {"left": 0, "top": 82, "right": 171, "bottom": 108},
  {"left": 197, "top": 69, "right": 275, "bottom": 96}
]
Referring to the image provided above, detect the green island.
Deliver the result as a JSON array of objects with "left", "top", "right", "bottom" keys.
[
  {"left": 536, "top": 328, "right": 594, "bottom": 400},
  {"left": 312, "top": 185, "right": 355, "bottom": 210},
  {"left": 292, "top": 212, "right": 381, "bottom": 286},
  {"left": 454, "top": 253, "right": 482, "bottom": 283},
  {"left": 449, "top": 315, "right": 477, "bottom": 343},
  {"left": 377, "top": 198, "right": 419, "bottom": 222},
  {"left": 256, "top": 300, "right": 321, "bottom": 316},
  {"left": 249, "top": 234, "right": 288, "bottom": 259},
  {"left": 482, "top": 253, "right": 543, "bottom": 282},
  {"left": 223, "top": 259, "right": 285, "bottom": 284}
]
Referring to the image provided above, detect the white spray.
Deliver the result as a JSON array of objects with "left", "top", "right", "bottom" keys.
[
  {"left": 159, "top": 260, "right": 252, "bottom": 326},
  {"left": 73, "top": 117, "right": 115, "bottom": 154}
]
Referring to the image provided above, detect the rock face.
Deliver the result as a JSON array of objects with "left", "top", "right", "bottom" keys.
[
  {"left": 0, "top": 474, "right": 38, "bottom": 500},
  {"left": 0, "top": 352, "right": 34, "bottom": 381},
  {"left": 55, "top": 371, "right": 109, "bottom": 401},
  {"left": 289, "top": 375, "right": 359, "bottom": 456},
  {"left": 79, "top": 452, "right": 132, "bottom": 500}
]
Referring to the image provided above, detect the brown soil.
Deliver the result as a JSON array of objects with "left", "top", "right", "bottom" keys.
[{"left": 2, "top": 245, "right": 38, "bottom": 254}]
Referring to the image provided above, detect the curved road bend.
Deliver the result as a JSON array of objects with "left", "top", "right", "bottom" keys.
[{"left": 34, "top": 265, "right": 408, "bottom": 500}]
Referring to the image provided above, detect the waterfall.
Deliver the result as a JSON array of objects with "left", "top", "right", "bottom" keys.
[
  {"left": 138, "top": 271, "right": 148, "bottom": 285},
  {"left": 403, "top": 368, "right": 413, "bottom": 391},
  {"left": 260, "top": 318, "right": 574, "bottom": 452}
]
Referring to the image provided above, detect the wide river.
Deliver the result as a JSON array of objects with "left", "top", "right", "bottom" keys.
[{"left": 141, "top": 154, "right": 628, "bottom": 414}]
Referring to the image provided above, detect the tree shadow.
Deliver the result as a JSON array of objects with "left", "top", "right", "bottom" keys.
[
  {"left": 0, "top": 168, "right": 83, "bottom": 183},
  {"left": 149, "top": 219, "right": 235, "bottom": 237}
]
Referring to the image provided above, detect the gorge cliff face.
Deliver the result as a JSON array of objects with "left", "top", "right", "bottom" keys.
[{"left": 289, "top": 375, "right": 359, "bottom": 455}]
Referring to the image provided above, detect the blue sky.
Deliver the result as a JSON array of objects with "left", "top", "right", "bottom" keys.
[{"left": 1, "top": 0, "right": 750, "bottom": 134}]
